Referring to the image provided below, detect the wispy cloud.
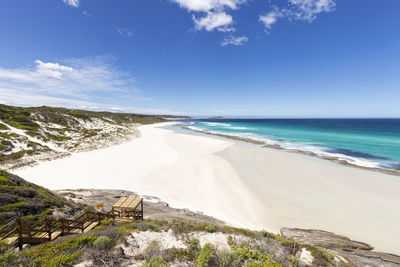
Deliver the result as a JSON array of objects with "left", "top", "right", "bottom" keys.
[
  {"left": 0, "top": 56, "right": 178, "bottom": 114},
  {"left": 193, "top": 12, "right": 233, "bottom": 31},
  {"left": 62, "top": 0, "right": 80, "bottom": 8},
  {"left": 259, "top": 0, "right": 336, "bottom": 32},
  {"left": 221, "top": 35, "right": 248, "bottom": 46},
  {"left": 116, "top": 28, "right": 134, "bottom": 37},
  {"left": 289, "top": 0, "right": 336, "bottom": 22}
]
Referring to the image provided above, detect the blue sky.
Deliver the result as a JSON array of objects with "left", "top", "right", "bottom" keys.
[{"left": 0, "top": 0, "right": 399, "bottom": 117}]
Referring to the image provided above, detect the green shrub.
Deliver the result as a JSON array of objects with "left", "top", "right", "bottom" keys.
[
  {"left": 186, "top": 238, "right": 201, "bottom": 260},
  {"left": 204, "top": 224, "right": 218, "bottom": 233},
  {"left": 144, "top": 240, "right": 161, "bottom": 259},
  {"left": 287, "top": 255, "right": 298, "bottom": 267},
  {"left": 142, "top": 256, "right": 168, "bottom": 267},
  {"left": 197, "top": 243, "right": 216, "bottom": 267},
  {"left": 23, "top": 235, "right": 96, "bottom": 267},
  {"left": 0, "top": 201, "right": 25, "bottom": 211},
  {"left": 92, "top": 236, "right": 113, "bottom": 250},
  {"left": 218, "top": 249, "right": 241, "bottom": 267},
  {"left": 0, "top": 240, "right": 17, "bottom": 266},
  {"left": 143, "top": 222, "right": 160, "bottom": 232},
  {"left": 100, "top": 218, "right": 114, "bottom": 225},
  {"left": 316, "top": 247, "right": 335, "bottom": 265},
  {"left": 0, "top": 123, "right": 8, "bottom": 130},
  {"left": 260, "top": 230, "right": 275, "bottom": 239},
  {"left": 0, "top": 248, "right": 17, "bottom": 266},
  {"left": 302, "top": 244, "right": 336, "bottom": 265}
]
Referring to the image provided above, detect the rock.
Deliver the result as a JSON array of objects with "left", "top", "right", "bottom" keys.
[
  {"left": 280, "top": 228, "right": 373, "bottom": 251},
  {"left": 351, "top": 250, "right": 400, "bottom": 265},
  {"left": 296, "top": 248, "right": 314, "bottom": 267}
]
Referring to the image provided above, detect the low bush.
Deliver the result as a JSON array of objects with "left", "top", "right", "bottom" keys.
[
  {"left": 0, "top": 240, "right": 17, "bottom": 266},
  {"left": 287, "top": 255, "right": 298, "bottom": 267},
  {"left": 92, "top": 236, "right": 113, "bottom": 250},
  {"left": 142, "top": 255, "right": 168, "bottom": 267},
  {"left": 197, "top": 243, "right": 217, "bottom": 267},
  {"left": 186, "top": 238, "right": 201, "bottom": 260},
  {"left": 144, "top": 240, "right": 162, "bottom": 260},
  {"left": 204, "top": 224, "right": 218, "bottom": 233},
  {"left": 22, "top": 235, "right": 97, "bottom": 267}
]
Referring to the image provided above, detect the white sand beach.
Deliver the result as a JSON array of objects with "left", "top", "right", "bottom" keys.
[{"left": 14, "top": 122, "right": 400, "bottom": 255}]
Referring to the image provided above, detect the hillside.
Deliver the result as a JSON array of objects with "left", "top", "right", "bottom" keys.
[
  {"left": 0, "top": 104, "right": 165, "bottom": 169},
  {"left": 0, "top": 169, "right": 82, "bottom": 222}
]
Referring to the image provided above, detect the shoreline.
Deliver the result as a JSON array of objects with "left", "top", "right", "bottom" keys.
[
  {"left": 13, "top": 122, "right": 400, "bottom": 255},
  {"left": 182, "top": 125, "right": 400, "bottom": 177}
]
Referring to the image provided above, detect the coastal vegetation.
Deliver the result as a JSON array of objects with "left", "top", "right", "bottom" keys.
[
  {"left": 0, "top": 216, "right": 343, "bottom": 266},
  {"left": 0, "top": 169, "right": 82, "bottom": 222}
]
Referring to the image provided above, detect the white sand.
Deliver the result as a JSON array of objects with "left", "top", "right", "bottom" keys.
[{"left": 14, "top": 122, "right": 400, "bottom": 254}]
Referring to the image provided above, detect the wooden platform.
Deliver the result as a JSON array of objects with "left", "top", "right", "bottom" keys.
[{"left": 112, "top": 196, "right": 143, "bottom": 221}]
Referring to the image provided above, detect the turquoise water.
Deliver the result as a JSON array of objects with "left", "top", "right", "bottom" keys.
[{"left": 185, "top": 119, "right": 400, "bottom": 172}]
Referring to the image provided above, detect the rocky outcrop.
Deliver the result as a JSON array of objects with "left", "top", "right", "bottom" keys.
[
  {"left": 281, "top": 227, "right": 400, "bottom": 266},
  {"left": 280, "top": 228, "right": 373, "bottom": 251}
]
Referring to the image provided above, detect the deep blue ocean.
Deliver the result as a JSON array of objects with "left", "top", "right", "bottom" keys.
[{"left": 184, "top": 119, "right": 400, "bottom": 172}]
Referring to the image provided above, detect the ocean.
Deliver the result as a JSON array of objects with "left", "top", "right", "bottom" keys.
[{"left": 184, "top": 119, "right": 400, "bottom": 172}]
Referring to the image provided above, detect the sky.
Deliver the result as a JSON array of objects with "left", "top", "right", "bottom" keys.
[{"left": 0, "top": 0, "right": 399, "bottom": 117}]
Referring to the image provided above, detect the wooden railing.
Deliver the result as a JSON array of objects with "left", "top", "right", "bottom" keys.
[{"left": 0, "top": 211, "right": 115, "bottom": 250}]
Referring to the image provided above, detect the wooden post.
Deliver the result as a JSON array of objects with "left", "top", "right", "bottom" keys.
[
  {"left": 60, "top": 218, "right": 65, "bottom": 236},
  {"left": 141, "top": 200, "right": 143, "bottom": 220},
  {"left": 46, "top": 219, "right": 51, "bottom": 241},
  {"left": 16, "top": 217, "right": 22, "bottom": 250}
]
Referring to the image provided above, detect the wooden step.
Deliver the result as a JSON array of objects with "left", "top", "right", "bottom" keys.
[
  {"left": 34, "top": 232, "right": 47, "bottom": 238},
  {"left": 50, "top": 231, "right": 62, "bottom": 240},
  {"left": 83, "top": 222, "right": 99, "bottom": 233},
  {"left": 115, "top": 217, "right": 135, "bottom": 222},
  {"left": 5, "top": 237, "right": 18, "bottom": 245}
]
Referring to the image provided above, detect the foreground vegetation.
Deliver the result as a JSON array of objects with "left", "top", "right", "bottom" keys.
[{"left": 0, "top": 217, "right": 346, "bottom": 267}]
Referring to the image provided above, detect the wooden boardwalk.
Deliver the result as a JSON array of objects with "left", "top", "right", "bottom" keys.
[
  {"left": 0, "top": 211, "right": 113, "bottom": 249},
  {"left": 0, "top": 196, "right": 143, "bottom": 249}
]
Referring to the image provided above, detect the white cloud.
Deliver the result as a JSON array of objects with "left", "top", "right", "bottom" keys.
[
  {"left": 259, "top": 10, "right": 280, "bottom": 31},
  {"left": 193, "top": 12, "right": 233, "bottom": 31},
  {"left": 172, "top": 0, "right": 244, "bottom": 12},
  {"left": 221, "top": 35, "right": 248, "bottom": 46},
  {"left": 260, "top": 0, "right": 336, "bottom": 31},
  {"left": 35, "top": 60, "right": 74, "bottom": 79},
  {"left": 63, "top": 0, "right": 80, "bottom": 8},
  {"left": 172, "top": 0, "right": 246, "bottom": 33},
  {"left": 117, "top": 28, "right": 134, "bottom": 37}
]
